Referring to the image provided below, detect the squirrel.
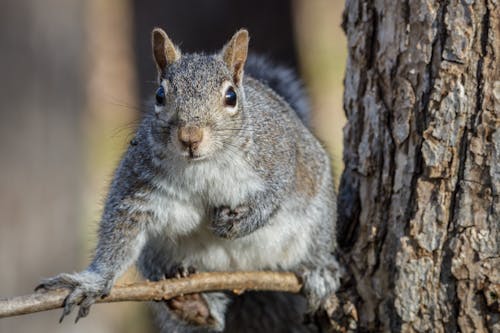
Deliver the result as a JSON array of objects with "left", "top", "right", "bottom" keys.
[{"left": 36, "top": 28, "right": 341, "bottom": 332}]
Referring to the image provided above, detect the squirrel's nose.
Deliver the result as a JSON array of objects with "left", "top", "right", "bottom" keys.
[{"left": 178, "top": 126, "right": 203, "bottom": 150}]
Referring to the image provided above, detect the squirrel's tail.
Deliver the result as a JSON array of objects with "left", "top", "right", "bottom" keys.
[{"left": 245, "top": 55, "right": 311, "bottom": 127}]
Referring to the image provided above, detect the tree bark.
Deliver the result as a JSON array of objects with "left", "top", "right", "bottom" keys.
[{"left": 338, "top": 0, "right": 498, "bottom": 332}]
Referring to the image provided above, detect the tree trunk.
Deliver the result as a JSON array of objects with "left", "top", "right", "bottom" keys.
[{"left": 338, "top": 0, "right": 498, "bottom": 332}]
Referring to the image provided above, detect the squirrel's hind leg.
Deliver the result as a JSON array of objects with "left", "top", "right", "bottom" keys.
[
  {"left": 143, "top": 263, "right": 230, "bottom": 332},
  {"left": 151, "top": 291, "right": 229, "bottom": 333},
  {"left": 138, "top": 243, "right": 230, "bottom": 332}
]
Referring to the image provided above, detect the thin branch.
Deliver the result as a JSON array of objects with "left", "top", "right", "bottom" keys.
[{"left": 0, "top": 271, "right": 302, "bottom": 319}]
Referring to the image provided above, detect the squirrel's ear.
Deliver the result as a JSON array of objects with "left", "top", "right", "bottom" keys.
[
  {"left": 152, "top": 27, "right": 181, "bottom": 73},
  {"left": 221, "top": 29, "right": 249, "bottom": 86}
]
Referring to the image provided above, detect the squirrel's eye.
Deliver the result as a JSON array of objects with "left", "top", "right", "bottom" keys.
[
  {"left": 224, "top": 87, "right": 237, "bottom": 107},
  {"left": 155, "top": 86, "right": 165, "bottom": 105}
]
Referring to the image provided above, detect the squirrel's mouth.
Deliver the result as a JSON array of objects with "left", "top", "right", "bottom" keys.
[
  {"left": 179, "top": 147, "right": 208, "bottom": 162},
  {"left": 186, "top": 151, "right": 207, "bottom": 161},
  {"left": 187, "top": 155, "right": 207, "bottom": 162},
  {"left": 173, "top": 145, "right": 209, "bottom": 162}
]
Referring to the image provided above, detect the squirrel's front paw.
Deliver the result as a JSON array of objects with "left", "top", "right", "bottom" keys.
[
  {"left": 211, "top": 205, "right": 250, "bottom": 239},
  {"left": 35, "top": 270, "right": 111, "bottom": 323},
  {"left": 298, "top": 267, "right": 341, "bottom": 314}
]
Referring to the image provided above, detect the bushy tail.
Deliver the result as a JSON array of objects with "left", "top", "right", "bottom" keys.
[{"left": 245, "top": 55, "right": 311, "bottom": 127}]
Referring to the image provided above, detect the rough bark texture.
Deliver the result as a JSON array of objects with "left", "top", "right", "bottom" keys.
[{"left": 338, "top": 0, "right": 498, "bottom": 332}]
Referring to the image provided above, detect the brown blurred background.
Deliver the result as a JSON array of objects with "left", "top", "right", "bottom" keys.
[{"left": 0, "top": 0, "right": 346, "bottom": 332}]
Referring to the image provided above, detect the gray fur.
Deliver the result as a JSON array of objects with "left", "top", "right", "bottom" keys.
[
  {"left": 245, "top": 55, "right": 311, "bottom": 127},
  {"left": 37, "top": 29, "right": 340, "bottom": 332}
]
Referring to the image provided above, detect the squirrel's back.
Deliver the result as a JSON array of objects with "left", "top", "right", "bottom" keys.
[{"left": 244, "top": 55, "right": 310, "bottom": 127}]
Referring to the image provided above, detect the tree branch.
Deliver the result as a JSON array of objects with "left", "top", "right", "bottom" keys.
[{"left": 0, "top": 271, "right": 302, "bottom": 318}]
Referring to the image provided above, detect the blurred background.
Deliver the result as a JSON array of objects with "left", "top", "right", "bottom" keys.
[{"left": 0, "top": 0, "right": 346, "bottom": 332}]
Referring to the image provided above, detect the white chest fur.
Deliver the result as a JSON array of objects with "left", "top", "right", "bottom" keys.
[
  {"left": 172, "top": 201, "right": 317, "bottom": 271},
  {"left": 140, "top": 150, "right": 262, "bottom": 237},
  {"left": 146, "top": 198, "right": 317, "bottom": 272},
  {"left": 137, "top": 152, "right": 318, "bottom": 271}
]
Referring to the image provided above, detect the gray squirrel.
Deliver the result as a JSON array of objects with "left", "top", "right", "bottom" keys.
[{"left": 36, "top": 28, "right": 341, "bottom": 332}]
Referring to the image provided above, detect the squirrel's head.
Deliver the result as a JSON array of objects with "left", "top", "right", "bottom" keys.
[{"left": 149, "top": 27, "right": 249, "bottom": 161}]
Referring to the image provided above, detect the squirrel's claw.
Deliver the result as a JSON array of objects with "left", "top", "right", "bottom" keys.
[
  {"left": 166, "top": 264, "right": 197, "bottom": 279},
  {"left": 60, "top": 290, "right": 81, "bottom": 323},
  {"left": 36, "top": 270, "right": 110, "bottom": 323},
  {"left": 36, "top": 273, "right": 74, "bottom": 292},
  {"left": 34, "top": 283, "right": 45, "bottom": 292},
  {"left": 75, "top": 295, "right": 95, "bottom": 323},
  {"left": 60, "top": 297, "right": 75, "bottom": 323}
]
